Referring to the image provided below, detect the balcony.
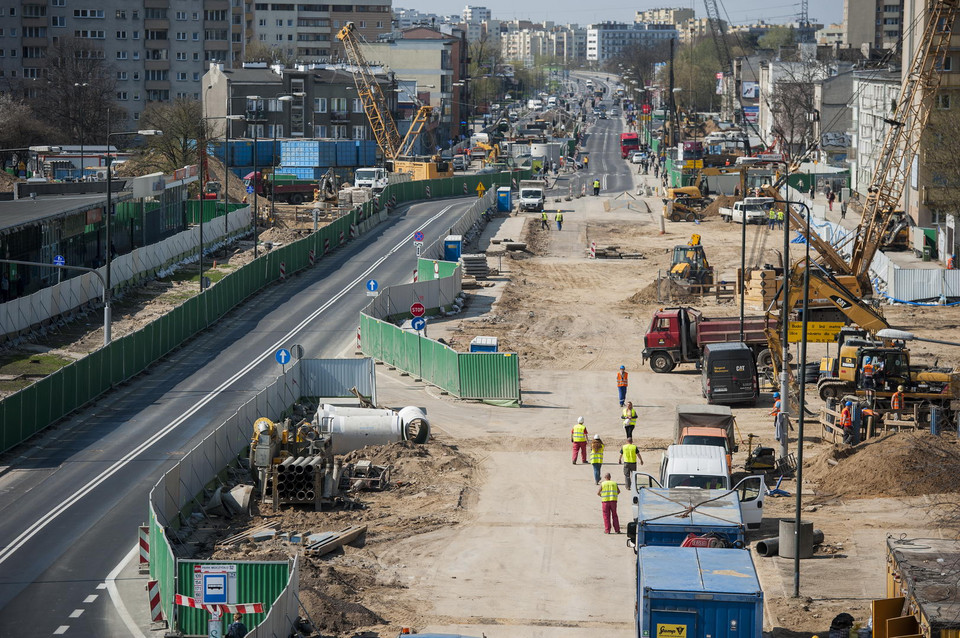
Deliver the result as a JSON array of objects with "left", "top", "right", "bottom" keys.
[{"left": 330, "top": 110, "right": 350, "bottom": 122}]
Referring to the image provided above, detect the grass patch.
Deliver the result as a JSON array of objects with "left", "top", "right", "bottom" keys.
[
  {"left": 163, "top": 268, "right": 229, "bottom": 286},
  {"left": 0, "top": 352, "right": 73, "bottom": 377},
  {"left": 0, "top": 378, "right": 33, "bottom": 394}
]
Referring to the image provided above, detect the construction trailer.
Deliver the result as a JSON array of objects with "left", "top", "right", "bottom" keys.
[{"left": 877, "top": 537, "right": 960, "bottom": 638}]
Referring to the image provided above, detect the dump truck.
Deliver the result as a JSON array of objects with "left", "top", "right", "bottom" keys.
[
  {"left": 642, "top": 306, "right": 775, "bottom": 373},
  {"left": 674, "top": 404, "right": 738, "bottom": 469},
  {"left": 244, "top": 170, "right": 318, "bottom": 205}
]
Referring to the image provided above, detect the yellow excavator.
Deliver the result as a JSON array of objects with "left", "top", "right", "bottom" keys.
[
  {"left": 669, "top": 234, "right": 714, "bottom": 290},
  {"left": 337, "top": 22, "right": 452, "bottom": 181},
  {"left": 662, "top": 166, "right": 751, "bottom": 222}
]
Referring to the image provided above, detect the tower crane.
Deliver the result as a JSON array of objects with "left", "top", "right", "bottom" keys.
[{"left": 336, "top": 22, "right": 452, "bottom": 180}]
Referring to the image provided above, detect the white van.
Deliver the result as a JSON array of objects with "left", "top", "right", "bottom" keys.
[
  {"left": 547, "top": 96, "right": 557, "bottom": 108},
  {"left": 634, "top": 444, "right": 765, "bottom": 530}
]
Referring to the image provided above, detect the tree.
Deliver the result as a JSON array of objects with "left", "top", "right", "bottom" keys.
[
  {"left": 758, "top": 26, "right": 796, "bottom": 51},
  {"left": 243, "top": 42, "right": 296, "bottom": 67},
  {"left": 767, "top": 61, "right": 827, "bottom": 157},
  {"left": 0, "top": 94, "right": 54, "bottom": 167},
  {"left": 921, "top": 108, "right": 960, "bottom": 219},
  {"left": 29, "top": 37, "right": 124, "bottom": 146},
  {"left": 136, "top": 98, "right": 212, "bottom": 175},
  {"left": 660, "top": 38, "right": 723, "bottom": 112}
]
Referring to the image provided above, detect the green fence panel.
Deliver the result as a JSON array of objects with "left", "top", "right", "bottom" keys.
[
  {"left": 60, "top": 361, "right": 79, "bottom": 415},
  {"left": 45, "top": 370, "right": 64, "bottom": 427},
  {"left": 17, "top": 384, "right": 38, "bottom": 440},
  {"left": 2, "top": 391, "right": 22, "bottom": 450},
  {"left": 359, "top": 314, "right": 379, "bottom": 358},
  {"left": 108, "top": 338, "right": 125, "bottom": 383},
  {"left": 149, "top": 509, "right": 177, "bottom": 626},
  {"left": 458, "top": 352, "right": 521, "bottom": 401},
  {"left": 138, "top": 322, "right": 154, "bottom": 370},
  {"left": 176, "top": 561, "right": 288, "bottom": 636},
  {"left": 88, "top": 349, "right": 111, "bottom": 396},
  {"left": 419, "top": 338, "right": 458, "bottom": 395},
  {"left": 32, "top": 376, "right": 52, "bottom": 431},
  {"left": 401, "top": 329, "right": 420, "bottom": 376}
]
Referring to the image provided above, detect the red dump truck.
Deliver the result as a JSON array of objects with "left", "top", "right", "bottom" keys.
[
  {"left": 244, "top": 171, "right": 318, "bottom": 205},
  {"left": 641, "top": 306, "right": 775, "bottom": 373}
]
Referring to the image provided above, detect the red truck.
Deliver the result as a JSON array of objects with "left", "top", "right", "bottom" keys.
[
  {"left": 244, "top": 171, "right": 318, "bottom": 205},
  {"left": 620, "top": 132, "right": 640, "bottom": 159},
  {"left": 641, "top": 306, "right": 775, "bottom": 373}
]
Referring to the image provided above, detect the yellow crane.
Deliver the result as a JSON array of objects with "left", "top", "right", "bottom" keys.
[{"left": 336, "top": 22, "right": 452, "bottom": 181}]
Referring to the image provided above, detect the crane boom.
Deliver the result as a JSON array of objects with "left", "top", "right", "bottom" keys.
[
  {"left": 337, "top": 22, "right": 402, "bottom": 160},
  {"left": 851, "top": 0, "right": 960, "bottom": 279}
]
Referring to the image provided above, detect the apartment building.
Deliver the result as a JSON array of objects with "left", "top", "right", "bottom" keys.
[
  {"left": 844, "top": 0, "right": 903, "bottom": 50},
  {"left": 500, "top": 25, "right": 585, "bottom": 65},
  {"left": 635, "top": 8, "right": 695, "bottom": 25},
  {"left": 586, "top": 21, "right": 678, "bottom": 63},
  {"left": 849, "top": 67, "right": 901, "bottom": 193}
]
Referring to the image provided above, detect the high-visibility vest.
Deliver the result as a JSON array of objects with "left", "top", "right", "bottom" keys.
[
  {"left": 891, "top": 392, "right": 904, "bottom": 410},
  {"left": 772, "top": 399, "right": 781, "bottom": 415},
  {"left": 541, "top": 211, "right": 548, "bottom": 221},
  {"left": 622, "top": 407, "right": 637, "bottom": 426},
  {"left": 594, "top": 180, "right": 600, "bottom": 188},
  {"left": 600, "top": 479, "right": 619, "bottom": 502},
  {"left": 621, "top": 444, "right": 638, "bottom": 464},
  {"left": 863, "top": 363, "right": 875, "bottom": 377},
  {"left": 572, "top": 423, "right": 587, "bottom": 442},
  {"left": 617, "top": 371, "right": 628, "bottom": 387},
  {"left": 589, "top": 444, "right": 604, "bottom": 464},
  {"left": 769, "top": 209, "right": 777, "bottom": 220},
  {"left": 839, "top": 407, "right": 852, "bottom": 429},
  {"left": 777, "top": 209, "right": 784, "bottom": 221},
  {"left": 555, "top": 212, "right": 564, "bottom": 222}
]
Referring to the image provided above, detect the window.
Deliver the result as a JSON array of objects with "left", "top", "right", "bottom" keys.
[
  {"left": 22, "top": 47, "right": 45, "bottom": 58},
  {"left": 133, "top": 92, "right": 140, "bottom": 100},
  {"left": 0, "top": 50, "right": 5, "bottom": 58},
  {"left": 352, "top": 98, "right": 363, "bottom": 112},
  {"left": 359, "top": 21, "right": 365, "bottom": 27},
  {"left": 193, "top": 12, "right": 200, "bottom": 20},
  {"left": 176, "top": 11, "right": 187, "bottom": 20},
  {"left": 24, "top": 27, "right": 47, "bottom": 37},
  {"left": 116, "top": 50, "right": 128, "bottom": 59},
  {"left": 10, "top": 49, "right": 17, "bottom": 57},
  {"left": 352, "top": 125, "right": 366, "bottom": 139},
  {"left": 132, "top": 10, "right": 140, "bottom": 19},
  {"left": 314, "top": 124, "right": 327, "bottom": 137},
  {"left": 117, "top": 91, "right": 128, "bottom": 100},
  {"left": 193, "top": 52, "right": 200, "bottom": 60},
  {"left": 176, "top": 32, "right": 187, "bottom": 40},
  {"left": 332, "top": 124, "right": 348, "bottom": 138},
  {"left": 116, "top": 10, "right": 126, "bottom": 19},
  {"left": 74, "top": 9, "right": 105, "bottom": 18},
  {"left": 116, "top": 31, "right": 127, "bottom": 39},
  {"left": 133, "top": 112, "right": 140, "bottom": 121},
  {"left": 176, "top": 72, "right": 187, "bottom": 80},
  {"left": 193, "top": 32, "right": 200, "bottom": 40},
  {"left": 246, "top": 124, "right": 265, "bottom": 137},
  {"left": 133, "top": 71, "right": 140, "bottom": 80},
  {"left": 117, "top": 71, "right": 127, "bottom": 80},
  {"left": 176, "top": 51, "right": 186, "bottom": 60},
  {"left": 937, "top": 93, "right": 951, "bottom": 109},
  {"left": 205, "top": 10, "right": 227, "bottom": 21},
  {"left": 193, "top": 72, "right": 200, "bottom": 81},
  {"left": 314, "top": 97, "right": 327, "bottom": 112},
  {"left": 24, "top": 5, "right": 46, "bottom": 18},
  {"left": 330, "top": 97, "right": 347, "bottom": 112},
  {"left": 176, "top": 92, "right": 189, "bottom": 98},
  {"left": 288, "top": 19, "right": 294, "bottom": 26},
  {"left": 9, "top": 7, "right": 14, "bottom": 16},
  {"left": 10, "top": 28, "right": 17, "bottom": 36},
  {"left": 259, "top": 18, "right": 266, "bottom": 26},
  {"left": 146, "top": 30, "right": 167, "bottom": 40},
  {"left": 276, "top": 34, "right": 283, "bottom": 41},
  {"left": 377, "top": 21, "right": 383, "bottom": 27},
  {"left": 23, "top": 67, "right": 41, "bottom": 78},
  {"left": 144, "top": 8, "right": 168, "bottom": 19},
  {"left": 75, "top": 30, "right": 106, "bottom": 39},
  {"left": 133, "top": 31, "right": 140, "bottom": 39},
  {"left": 133, "top": 51, "right": 140, "bottom": 59},
  {"left": 269, "top": 124, "right": 284, "bottom": 137},
  {"left": 53, "top": 0, "right": 65, "bottom": 6},
  {"left": 277, "top": 19, "right": 283, "bottom": 26},
  {"left": 259, "top": 34, "right": 266, "bottom": 41}
]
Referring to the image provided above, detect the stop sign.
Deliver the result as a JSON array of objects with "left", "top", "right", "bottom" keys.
[
  {"left": 410, "top": 302, "right": 425, "bottom": 317},
  {"left": 642, "top": 104, "right": 652, "bottom": 115}
]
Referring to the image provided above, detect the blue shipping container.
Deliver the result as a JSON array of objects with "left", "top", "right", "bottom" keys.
[
  {"left": 628, "top": 488, "right": 745, "bottom": 549},
  {"left": 208, "top": 140, "right": 277, "bottom": 168},
  {"left": 637, "top": 546, "right": 763, "bottom": 638}
]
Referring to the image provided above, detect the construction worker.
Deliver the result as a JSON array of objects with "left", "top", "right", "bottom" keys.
[
  {"left": 770, "top": 392, "right": 781, "bottom": 416},
  {"left": 839, "top": 401, "right": 854, "bottom": 444},
  {"left": 597, "top": 472, "right": 621, "bottom": 534},
  {"left": 555, "top": 211, "right": 564, "bottom": 231},
  {"left": 589, "top": 434, "right": 605, "bottom": 484},
  {"left": 593, "top": 179, "right": 601, "bottom": 196},
  {"left": 768, "top": 207, "right": 777, "bottom": 231},
  {"left": 616, "top": 365, "right": 628, "bottom": 407},
  {"left": 619, "top": 438, "right": 642, "bottom": 491},
  {"left": 571, "top": 416, "right": 589, "bottom": 464},
  {"left": 540, "top": 210, "right": 549, "bottom": 230},
  {"left": 583, "top": 154, "right": 589, "bottom": 169},
  {"left": 776, "top": 208, "right": 785, "bottom": 229},
  {"left": 890, "top": 385, "right": 905, "bottom": 421},
  {"left": 949, "top": 254, "right": 957, "bottom": 270},
  {"left": 621, "top": 401, "right": 637, "bottom": 438},
  {"left": 861, "top": 356, "right": 876, "bottom": 405}
]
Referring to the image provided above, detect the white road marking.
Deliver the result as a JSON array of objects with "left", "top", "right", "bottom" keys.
[
  {"left": 0, "top": 203, "right": 455, "bottom": 567},
  {"left": 106, "top": 545, "right": 146, "bottom": 638},
  {"left": 96, "top": 583, "right": 107, "bottom": 590},
  {"left": 53, "top": 626, "right": 69, "bottom": 635},
  {"left": 68, "top": 610, "right": 83, "bottom": 618},
  {"left": 83, "top": 595, "right": 98, "bottom": 604}
]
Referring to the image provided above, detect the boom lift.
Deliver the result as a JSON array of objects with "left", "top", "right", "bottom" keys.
[{"left": 337, "top": 22, "right": 453, "bottom": 181}]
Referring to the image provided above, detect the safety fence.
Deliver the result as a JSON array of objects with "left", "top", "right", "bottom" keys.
[
  {"left": 149, "top": 358, "right": 375, "bottom": 633},
  {"left": 359, "top": 207, "right": 521, "bottom": 404},
  {"left": 0, "top": 170, "right": 526, "bottom": 453},
  {"left": 185, "top": 199, "right": 248, "bottom": 224},
  {"left": 0, "top": 205, "right": 252, "bottom": 342},
  {"left": 418, "top": 187, "right": 500, "bottom": 266}
]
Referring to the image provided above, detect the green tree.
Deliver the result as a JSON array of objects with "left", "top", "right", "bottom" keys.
[
  {"left": 757, "top": 26, "right": 796, "bottom": 50},
  {"left": 660, "top": 38, "right": 723, "bottom": 112}
]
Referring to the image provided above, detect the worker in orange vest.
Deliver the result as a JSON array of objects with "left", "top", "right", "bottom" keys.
[
  {"left": 839, "top": 401, "right": 854, "bottom": 444},
  {"left": 948, "top": 254, "right": 956, "bottom": 270},
  {"left": 770, "top": 392, "right": 781, "bottom": 417},
  {"left": 861, "top": 356, "right": 876, "bottom": 405},
  {"left": 890, "top": 385, "right": 905, "bottom": 421},
  {"left": 616, "top": 365, "right": 628, "bottom": 407}
]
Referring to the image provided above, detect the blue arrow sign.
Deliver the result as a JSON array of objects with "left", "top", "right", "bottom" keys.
[
  {"left": 275, "top": 348, "right": 291, "bottom": 365},
  {"left": 53, "top": 255, "right": 66, "bottom": 266},
  {"left": 411, "top": 317, "right": 426, "bottom": 331},
  {"left": 246, "top": 185, "right": 255, "bottom": 194},
  {"left": 413, "top": 231, "right": 424, "bottom": 242},
  {"left": 366, "top": 279, "right": 379, "bottom": 292}
]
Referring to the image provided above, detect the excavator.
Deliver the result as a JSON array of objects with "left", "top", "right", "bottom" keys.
[
  {"left": 337, "top": 22, "right": 452, "bottom": 181},
  {"left": 669, "top": 234, "right": 714, "bottom": 290},
  {"left": 662, "top": 166, "right": 752, "bottom": 222}
]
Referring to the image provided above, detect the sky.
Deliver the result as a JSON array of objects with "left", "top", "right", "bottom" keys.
[{"left": 405, "top": 0, "right": 844, "bottom": 28}]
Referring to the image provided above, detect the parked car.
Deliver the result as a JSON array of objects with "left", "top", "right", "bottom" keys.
[
  {"left": 610, "top": 108, "right": 620, "bottom": 116},
  {"left": 452, "top": 155, "right": 469, "bottom": 171},
  {"left": 631, "top": 152, "right": 645, "bottom": 164}
]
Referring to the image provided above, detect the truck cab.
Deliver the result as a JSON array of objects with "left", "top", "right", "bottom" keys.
[
  {"left": 354, "top": 167, "right": 388, "bottom": 191},
  {"left": 642, "top": 307, "right": 702, "bottom": 373},
  {"left": 720, "top": 197, "right": 774, "bottom": 224}
]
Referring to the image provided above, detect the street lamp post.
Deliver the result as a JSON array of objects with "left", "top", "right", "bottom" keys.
[
  {"left": 74, "top": 82, "right": 89, "bottom": 181},
  {"left": 246, "top": 96, "right": 262, "bottom": 259},
  {"left": 104, "top": 129, "right": 162, "bottom": 344}
]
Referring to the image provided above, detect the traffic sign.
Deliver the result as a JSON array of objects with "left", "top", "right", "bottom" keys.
[
  {"left": 476, "top": 182, "right": 486, "bottom": 197},
  {"left": 642, "top": 104, "right": 652, "bottom": 115},
  {"left": 53, "top": 255, "right": 66, "bottom": 266},
  {"left": 413, "top": 231, "right": 425, "bottom": 242},
  {"left": 410, "top": 302, "right": 425, "bottom": 317},
  {"left": 246, "top": 185, "right": 255, "bottom": 194},
  {"left": 412, "top": 317, "right": 426, "bottom": 331},
  {"left": 291, "top": 344, "right": 304, "bottom": 359},
  {"left": 366, "top": 279, "right": 379, "bottom": 292},
  {"left": 275, "top": 348, "right": 291, "bottom": 365}
]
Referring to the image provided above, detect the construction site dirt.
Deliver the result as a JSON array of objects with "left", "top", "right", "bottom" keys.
[{"left": 9, "top": 167, "right": 960, "bottom": 636}]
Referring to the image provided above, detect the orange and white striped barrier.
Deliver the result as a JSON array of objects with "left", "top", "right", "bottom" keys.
[
  {"left": 279, "top": 262, "right": 286, "bottom": 281},
  {"left": 138, "top": 526, "right": 150, "bottom": 573},
  {"left": 425, "top": 185, "right": 432, "bottom": 198},
  {"left": 148, "top": 580, "right": 164, "bottom": 623},
  {"left": 323, "top": 238, "right": 330, "bottom": 254},
  {"left": 308, "top": 249, "right": 315, "bottom": 266},
  {"left": 174, "top": 593, "right": 264, "bottom": 616},
  {"left": 590, "top": 242, "right": 596, "bottom": 259},
  {"left": 339, "top": 230, "right": 345, "bottom": 245},
  {"left": 356, "top": 325, "right": 362, "bottom": 350}
]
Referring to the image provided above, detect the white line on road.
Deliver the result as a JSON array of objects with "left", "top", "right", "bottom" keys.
[
  {"left": 83, "top": 595, "right": 98, "bottom": 604},
  {"left": 68, "top": 610, "right": 83, "bottom": 618},
  {"left": 0, "top": 203, "right": 455, "bottom": 568},
  {"left": 53, "top": 627, "right": 69, "bottom": 635},
  {"left": 106, "top": 545, "right": 146, "bottom": 638}
]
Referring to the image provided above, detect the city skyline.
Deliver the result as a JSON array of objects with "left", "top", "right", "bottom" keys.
[{"left": 405, "top": 0, "right": 842, "bottom": 27}]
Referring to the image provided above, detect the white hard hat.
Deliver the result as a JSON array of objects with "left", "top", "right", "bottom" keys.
[
  {"left": 577, "top": 416, "right": 584, "bottom": 424},
  {"left": 594, "top": 434, "right": 600, "bottom": 440}
]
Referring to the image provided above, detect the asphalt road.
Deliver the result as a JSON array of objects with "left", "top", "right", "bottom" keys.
[{"left": 0, "top": 198, "right": 473, "bottom": 637}]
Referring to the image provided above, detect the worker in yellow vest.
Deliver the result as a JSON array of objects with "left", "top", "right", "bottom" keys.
[
  {"left": 589, "top": 434, "right": 605, "bottom": 484},
  {"left": 621, "top": 401, "right": 637, "bottom": 438},
  {"left": 597, "top": 473, "right": 621, "bottom": 534},
  {"left": 571, "top": 416, "right": 589, "bottom": 464},
  {"left": 555, "top": 211, "right": 564, "bottom": 231},
  {"left": 540, "top": 210, "right": 549, "bottom": 230},
  {"left": 768, "top": 207, "right": 777, "bottom": 231},
  {"left": 619, "top": 438, "right": 643, "bottom": 491}
]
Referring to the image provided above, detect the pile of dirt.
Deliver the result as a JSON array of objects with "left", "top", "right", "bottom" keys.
[
  {"left": 806, "top": 432, "right": 960, "bottom": 500},
  {"left": 0, "top": 170, "right": 22, "bottom": 192},
  {"left": 701, "top": 194, "right": 737, "bottom": 218},
  {"left": 627, "top": 278, "right": 700, "bottom": 305}
]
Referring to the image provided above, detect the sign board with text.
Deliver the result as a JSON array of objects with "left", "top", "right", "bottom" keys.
[{"left": 787, "top": 321, "right": 845, "bottom": 343}]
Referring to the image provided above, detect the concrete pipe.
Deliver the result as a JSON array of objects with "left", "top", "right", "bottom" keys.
[
  {"left": 327, "top": 408, "right": 429, "bottom": 455},
  {"left": 295, "top": 490, "right": 307, "bottom": 500},
  {"left": 755, "top": 529, "right": 824, "bottom": 557}
]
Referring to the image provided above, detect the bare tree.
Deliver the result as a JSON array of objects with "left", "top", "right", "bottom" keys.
[
  {"left": 136, "top": 98, "right": 212, "bottom": 175},
  {"left": 243, "top": 42, "right": 297, "bottom": 67},
  {"left": 768, "top": 60, "right": 827, "bottom": 157},
  {"left": 0, "top": 94, "right": 54, "bottom": 167},
  {"left": 922, "top": 108, "right": 960, "bottom": 220}
]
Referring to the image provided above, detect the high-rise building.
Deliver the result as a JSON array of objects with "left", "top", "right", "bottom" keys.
[
  {"left": 635, "top": 8, "right": 695, "bottom": 25},
  {"left": 586, "top": 22, "right": 678, "bottom": 63},
  {"left": 844, "top": 0, "right": 903, "bottom": 50},
  {"left": 462, "top": 6, "right": 491, "bottom": 24}
]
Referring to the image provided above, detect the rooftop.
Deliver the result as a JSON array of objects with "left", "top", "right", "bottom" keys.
[{"left": 0, "top": 192, "right": 131, "bottom": 234}]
